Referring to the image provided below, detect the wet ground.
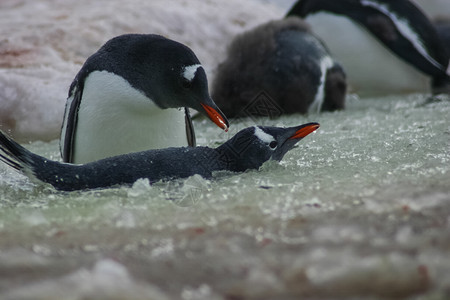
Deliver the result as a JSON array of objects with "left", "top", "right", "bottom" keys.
[{"left": 0, "top": 94, "right": 449, "bottom": 299}]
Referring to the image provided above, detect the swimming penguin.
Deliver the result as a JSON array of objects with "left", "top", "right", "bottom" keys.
[
  {"left": 60, "top": 34, "right": 229, "bottom": 164},
  {"left": 212, "top": 17, "right": 347, "bottom": 118},
  {"left": 0, "top": 123, "right": 319, "bottom": 191},
  {"left": 287, "top": 0, "right": 450, "bottom": 95}
]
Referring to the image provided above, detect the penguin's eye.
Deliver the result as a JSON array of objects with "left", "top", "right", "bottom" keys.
[{"left": 269, "top": 141, "right": 278, "bottom": 149}]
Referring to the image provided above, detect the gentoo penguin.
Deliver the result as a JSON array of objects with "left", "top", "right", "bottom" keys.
[
  {"left": 212, "top": 17, "right": 347, "bottom": 118},
  {"left": 0, "top": 123, "right": 319, "bottom": 191},
  {"left": 60, "top": 34, "right": 229, "bottom": 164},
  {"left": 287, "top": 0, "right": 450, "bottom": 95}
]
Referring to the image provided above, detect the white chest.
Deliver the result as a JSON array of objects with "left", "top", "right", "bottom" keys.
[
  {"left": 72, "top": 71, "right": 187, "bottom": 163},
  {"left": 306, "top": 13, "right": 430, "bottom": 96}
]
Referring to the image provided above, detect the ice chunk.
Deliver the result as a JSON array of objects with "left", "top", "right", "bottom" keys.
[{"left": 0, "top": 259, "right": 170, "bottom": 300}]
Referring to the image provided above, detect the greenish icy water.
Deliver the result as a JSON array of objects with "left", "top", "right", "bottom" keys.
[{"left": 0, "top": 94, "right": 449, "bottom": 299}]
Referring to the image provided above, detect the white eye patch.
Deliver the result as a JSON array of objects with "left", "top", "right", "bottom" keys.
[
  {"left": 182, "top": 64, "right": 202, "bottom": 82},
  {"left": 254, "top": 126, "right": 275, "bottom": 144}
]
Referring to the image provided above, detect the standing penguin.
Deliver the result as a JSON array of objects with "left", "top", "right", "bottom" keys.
[
  {"left": 60, "top": 34, "right": 229, "bottom": 164},
  {"left": 287, "top": 0, "right": 450, "bottom": 95},
  {"left": 212, "top": 17, "right": 347, "bottom": 118}
]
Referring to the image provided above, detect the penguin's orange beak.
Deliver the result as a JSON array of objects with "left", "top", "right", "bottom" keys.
[
  {"left": 201, "top": 103, "right": 229, "bottom": 132},
  {"left": 289, "top": 123, "right": 320, "bottom": 139}
]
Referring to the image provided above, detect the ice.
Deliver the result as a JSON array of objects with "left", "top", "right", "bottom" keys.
[
  {"left": 176, "top": 175, "right": 211, "bottom": 207},
  {"left": 114, "top": 210, "right": 137, "bottom": 229},
  {"left": 127, "top": 178, "right": 152, "bottom": 198},
  {"left": 22, "top": 211, "right": 48, "bottom": 226},
  {"left": 150, "top": 239, "right": 175, "bottom": 258},
  {"left": 181, "top": 284, "right": 221, "bottom": 300},
  {"left": 301, "top": 251, "right": 430, "bottom": 297},
  {"left": 1, "top": 259, "right": 170, "bottom": 300}
]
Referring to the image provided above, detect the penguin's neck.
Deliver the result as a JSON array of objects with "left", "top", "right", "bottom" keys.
[
  {"left": 214, "top": 142, "right": 258, "bottom": 173},
  {"left": 74, "top": 70, "right": 187, "bottom": 163}
]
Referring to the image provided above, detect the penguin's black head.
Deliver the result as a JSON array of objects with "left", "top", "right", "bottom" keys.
[
  {"left": 134, "top": 35, "right": 229, "bottom": 131},
  {"left": 177, "top": 64, "right": 229, "bottom": 131},
  {"left": 90, "top": 34, "right": 229, "bottom": 131},
  {"left": 218, "top": 123, "right": 319, "bottom": 172}
]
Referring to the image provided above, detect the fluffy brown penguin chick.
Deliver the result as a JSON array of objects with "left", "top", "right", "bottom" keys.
[{"left": 212, "top": 17, "right": 347, "bottom": 118}]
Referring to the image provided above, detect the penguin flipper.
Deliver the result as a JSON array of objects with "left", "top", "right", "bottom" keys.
[
  {"left": 60, "top": 83, "right": 83, "bottom": 163},
  {"left": 184, "top": 107, "right": 196, "bottom": 147},
  {"left": 358, "top": 2, "right": 450, "bottom": 78},
  {"left": 365, "top": 14, "right": 398, "bottom": 42},
  {"left": 364, "top": 13, "right": 448, "bottom": 78}
]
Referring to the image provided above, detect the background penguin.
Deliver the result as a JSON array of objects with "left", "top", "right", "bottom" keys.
[
  {"left": 0, "top": 123, "right": 319, "bottom": 191},
  {"left": 60, "top": 34, "right": 229, "bottom": 164},
  {"left": 434, "top": 19, "right": 450, "bottom": 54},
  {"left": 287, "top": 0, "right": 450, "bottom": 95},
  {"left": 211, "top": 17, "right": 347, "bottom": 118}
]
